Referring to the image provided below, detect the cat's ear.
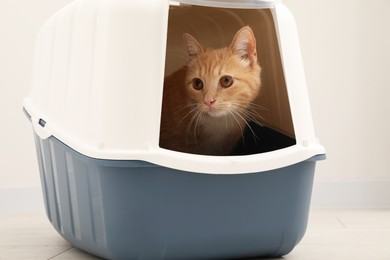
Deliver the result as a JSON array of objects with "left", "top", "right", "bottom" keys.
[
  {"left": 230, "top": 26, "right": 257, "bottom": 63},
  {"left": 183, "top": 33, "right": 204, "bottom": 58}
]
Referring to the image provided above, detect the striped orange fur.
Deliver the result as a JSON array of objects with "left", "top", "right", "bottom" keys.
[{"left": 160, "top": 26, "right": 261, "bottom": 155}]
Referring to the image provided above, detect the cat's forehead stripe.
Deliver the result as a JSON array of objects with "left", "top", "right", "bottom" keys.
[{"left": 197, "top": 51, "right": 230, "bottom": 77}]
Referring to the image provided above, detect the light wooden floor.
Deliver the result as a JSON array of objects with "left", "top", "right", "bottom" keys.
[{"left": 0, "top": 208, "right": 389, "bottom": 259}]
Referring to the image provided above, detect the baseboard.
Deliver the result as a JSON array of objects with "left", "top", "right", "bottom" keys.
[
  {"left": 1, "top": 179, "right": 390, "bottom": 212},
  {"left": 311, "top": 179, "right": 390, "bottom": 207},
  {"left": 0, "top": 186, "right": 44, "bottom": 212}
]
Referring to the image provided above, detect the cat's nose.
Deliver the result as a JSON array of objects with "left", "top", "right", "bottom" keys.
[{"left": 204, "top": 98, "right": 216, "bottom": 107}]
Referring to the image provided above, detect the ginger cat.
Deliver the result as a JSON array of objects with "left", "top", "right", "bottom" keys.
[{"left": 160, "top": 26, "right": 261, "bottom": 155}]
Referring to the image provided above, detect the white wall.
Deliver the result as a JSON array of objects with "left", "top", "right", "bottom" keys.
[
  {"left": 285, "top": 0, "right": 390, "bottom": 180},
  {"left": 284, "top": 0, "right": 390, "bottom": 206},
  {"left": 0, "top": 0, "right": 74, "bottom": 210},
  {"left": 1, "top": 0, "right": 389, "bottom": 210}
]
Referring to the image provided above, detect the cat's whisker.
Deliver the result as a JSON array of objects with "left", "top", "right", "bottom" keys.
[
  {"left": 177, "top": 103, "right": 197, "bottom": 112},
  {"left": 233, "top": 103, "right": 265, "bottom": 123},
  {"left": 231, "top": 107, "right": 260, "bottom": 144},
  {"left": 227, "top": 110, "right": 247, "bottom": 148},
  {"left": 250, "top": 102, "right": 268, "bottom": 111},
  {"left": 233, "top": 100, "right": 268, "bottom": 111},
  {"left": 235, "top": 106, "right": 261, "bottom": 121},
  {"left": 224, "top": 114, "right": 229, "bottom": 135},
  {"left": 179, "top": 105, "right": 199, "bottom": 124},
  {"left": 240, "top": 108, "right": 264, "bottom": 125},
  {"left": 193, "top": 112, "right": 203, "bottom": 141},
  {"left": 233, "top": 102, "right": 265, "bottom": 112},
  {"left": 186, "top": 110, "right": 199, "bottom": 144},
  {"left": 235, "top": 106, "right": 258, "bottom": 122},
  {"left": 228, "top": 110, "right": 245, "bottom": 138}
]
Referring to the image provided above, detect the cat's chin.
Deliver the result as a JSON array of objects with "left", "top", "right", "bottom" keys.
[
  {"left": 205, "top": 110, "right": 227, "bottom": 118},
  {"left": 198, "top": 105, "right": 228, "bottom": 118}
]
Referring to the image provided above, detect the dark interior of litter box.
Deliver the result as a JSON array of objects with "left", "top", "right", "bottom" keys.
[
  {"left": 231, "top": 123, "right": 296, "bottom": 155},
  {"left": 160, "top": 3, "right": 296, "bottom": 155}
]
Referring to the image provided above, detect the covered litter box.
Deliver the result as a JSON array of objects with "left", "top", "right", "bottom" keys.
[{"left": 23, "top": 0, "right": 326, "bottom": 259}]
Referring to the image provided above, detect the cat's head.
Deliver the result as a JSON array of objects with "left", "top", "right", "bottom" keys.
[{"left": 183, "top": 26, "right": 261, "bottom": 118}]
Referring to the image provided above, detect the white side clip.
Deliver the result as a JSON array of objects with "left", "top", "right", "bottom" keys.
[{"left": 31, "top": 116, "right": 52, "bottom": 140}]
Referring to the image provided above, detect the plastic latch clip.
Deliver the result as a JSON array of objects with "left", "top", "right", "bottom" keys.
[{"left": 39, "top": 119, "right": 46, "bottom": 127}]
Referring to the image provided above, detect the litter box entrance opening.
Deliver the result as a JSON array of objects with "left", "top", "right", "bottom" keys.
[{"left": 159, "top": 3, "right": 296, "bottom": 156}]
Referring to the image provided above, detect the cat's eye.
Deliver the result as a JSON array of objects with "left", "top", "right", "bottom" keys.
[
  {"left": 220, "top": 76, "right": 234, "bottom": 88},
  {"left": 192, "top": 78, "right": 204, "bottom": 90}
]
